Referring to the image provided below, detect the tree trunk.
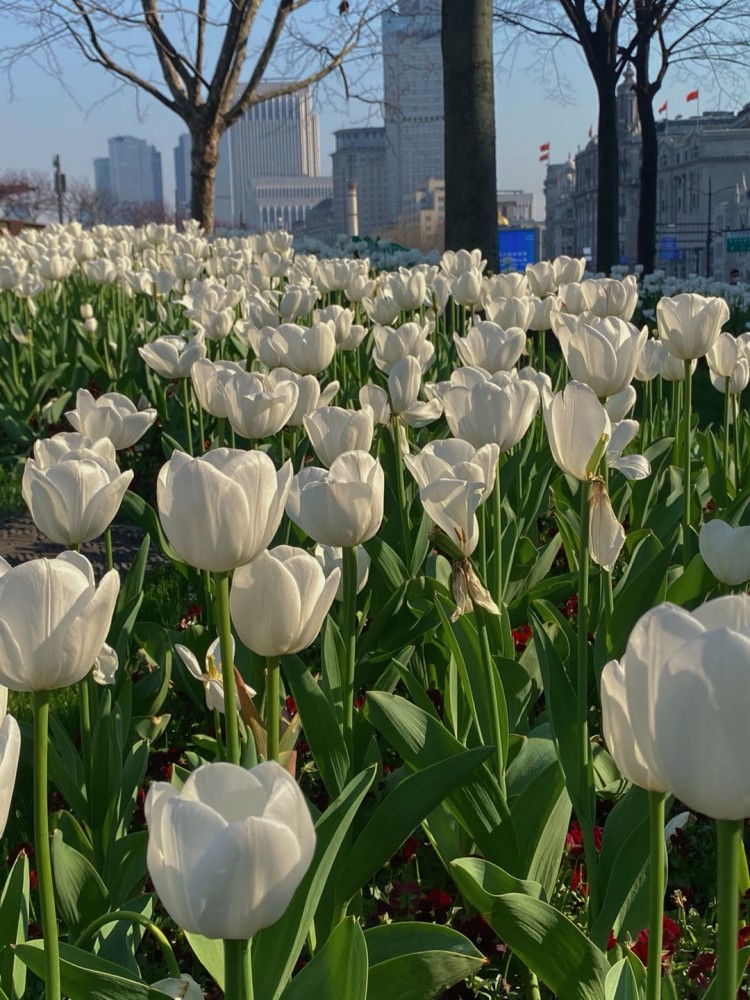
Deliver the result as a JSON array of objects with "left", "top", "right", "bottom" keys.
[
  {"left": 189, "top": 122, "right": 221, "bottom": 234},
  {"left": 635, "top": 87, "right": 657, "bottom": 273},
  {"left": 595, "top": 79, "right": 620, "bottom": 273},
  {"left": 442, "top": 0, "right": 499, "bottom": 271}
]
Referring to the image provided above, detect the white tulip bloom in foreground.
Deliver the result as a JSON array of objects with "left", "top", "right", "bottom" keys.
[
  {"left": 230, "top": 546, "right": 340, "bottom": 656},
  {"left": 709, "top": 356, "right": 750, "bottom": 396},
  {"left": 22, "top": 434, "right": 133, "bottom": 546},
  {"left": 372, "top": 321, "right": 434, "bottom": 374},
  {"left": 146, "top": 761, "right": 316, "bottom": 939},
  {"left": 270, "top": 321, "right": 337, "bottom": 375},
  {"left": 267, "top": 368, "right": 338, "bottom": 427},
  {"left": 404, "top": 439, "right": 499, "bottom": 505},
  {"left": 606, "top": 420, "right": 651, "bottom": 481},
  {"left": 158, "top": 449, "right": 292, "bottom": 573},
  {"left": 656, "top": 292, "right": 730, "bottom": 360},
  {"left": 0, "top": 683, "right": 21, "bottom": 838},
  {"left": 0, "top": 552, "right": 119, "bottom": 692},
  {"left": 601, "top": 596, "right": 750, "bottom": 819},
  {"left": 634, "top": 338, "right": 667, "bottom": 382},
  {"left": 66, "top": 389, "right": 157, "bottom": 450},
  {"left": 706, "top": 331, "right": 739, "bottom": 379},
  {"left": 286, "top": 451, "right": 384, "bottom": 547},
  {"left": 699, "top": 519, "right": 750, "bottom": 586}
]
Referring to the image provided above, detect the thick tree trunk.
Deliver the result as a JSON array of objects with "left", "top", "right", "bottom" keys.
[
  {"left": 189, "top": 122, "right": 221, "bottom": 234},
  {"left": 635, "top": 86, "right": 658, "bottom": 274},
  {"left": 595, "top": 80, "right": 620, "bottom": 274},
  {"left": 442, "top": 0, "right": 499, "bottom": 271}
]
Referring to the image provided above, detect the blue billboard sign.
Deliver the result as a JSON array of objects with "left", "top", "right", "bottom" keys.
[
  {"left": 659, "top": 234, "right": 684, "bottom": 262},
  {"left": 498, "top": 228, "right": 537, "bottom": 270}
]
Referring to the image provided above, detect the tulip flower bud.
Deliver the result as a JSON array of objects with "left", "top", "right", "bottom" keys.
[
  {"left": 146, "top": 761, "right": 316, "bottom": 939},
  {"left": 699, "top": 520, "right": 750, "bottom": 586}
]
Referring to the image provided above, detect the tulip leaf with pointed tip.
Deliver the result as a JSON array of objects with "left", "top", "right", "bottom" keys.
[
  {"left": 364, "top": 692, "right": 519, "bottom": 872},
  {"left": 14, "top": 941, "right": 171, "bottom": 1000},
  {"left": 451, "top": 858, "right": 609, "bottom": 1000},
  {"left": 47, "top": 715, "right": 88, "bottom": 819},
  {"left": 253, "top": 766, "right": 377, "bottom": 1000},
  {"left": 280, "top": 916, "right": 367, "bottom": 1000},
  {"left": 0, "top": 849, "right": 29, "bottom": 1000},
  {"left": 364, "top": 535, "right": 410, "bottom": 590},
  {"left": 506, "top": 734, "right": 572, "bottom": 896},
  {"left": 51, "top": 830, "right": 111, "bottom": 941},
  {"left": 664, "top": 552, "right": 715, "bottom": 609},
  {"left": 336, "top": 745, "right": 493, "bottom": 905},
  {"left": 283, "top": 652, "right": 349, "bottom": 799},
  {"left": 183, "top": 933, "right": 225, "bottom": 990},
  {"left": 434, "top": 593, "right": 495, "bottom": 749},
  {"left": 364, "top": 923, "right": 486, "bottom": 1000},
  {"left": 529, "top": 608, "right": 594, "bottom": 829},
  {"left": 588, "top": 786, "right": 659, "bottom": 949},
  {"left": 602, "top": 541, "right": 673, "bottom": 665},
  {"left": 605, "top": 956, "right": 645, "bottom": 999}
]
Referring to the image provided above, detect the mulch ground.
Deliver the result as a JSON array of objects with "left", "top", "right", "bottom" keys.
[{"left": 0, "top": 513, "right": 154, "bottom": 575}]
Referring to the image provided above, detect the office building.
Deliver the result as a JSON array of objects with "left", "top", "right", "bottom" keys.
[
  {"left": 382, "top": 0, "right": 444, "bottom": 224},
  {"left": 94, "top": 136, "right": 163, "bottom": 213},
  {"left": 331, "top": 127, "right": 388, "bottom": 236}
]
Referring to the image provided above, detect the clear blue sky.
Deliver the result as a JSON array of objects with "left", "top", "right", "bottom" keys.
[{"left": 0, "top": 3, "right": 736, "bottom": 218}]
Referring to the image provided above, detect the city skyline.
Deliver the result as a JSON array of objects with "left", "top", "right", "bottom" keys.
[{"left": 1, "top": 6, "right": 745, "bottom": 223}]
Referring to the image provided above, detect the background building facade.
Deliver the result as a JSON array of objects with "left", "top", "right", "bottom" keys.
[
  {"left": 382, "top": 0, "right": 444, "bottom": 224},
  {"left": 95, "top": 135, "right": 163, "bottom": 212},
  {"left": 331, "top": 127, "right": 388, "bottom": 237}
]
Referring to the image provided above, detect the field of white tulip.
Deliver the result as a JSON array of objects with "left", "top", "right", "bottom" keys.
[{"left": 1, "top": 220, "right": 750, "bottom": 1000}]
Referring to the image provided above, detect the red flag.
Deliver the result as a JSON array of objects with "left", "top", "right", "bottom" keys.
[
  {"left": 539, "top": 153, "right": 549, "bottom": 162},
  {"left": 658, "top": 100, "right": 668, "bottom": 114},
  {"left": 686, "top": 89, "right": 699, "bottom": 102},
  {"left": 539, "top": 142, "right": 550, "bottom": 152},
  {"left": 588, "top": 125, "right": 593, "bottom": 138}
]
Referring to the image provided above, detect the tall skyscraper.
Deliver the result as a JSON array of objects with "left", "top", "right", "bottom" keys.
[
  {"left": 95, "top": 136, "right": 163, "bottom": 211},
  {"left": 382, "top": 0, "right": 444, "bottom": 224},
  {"left": 331, "top": 127, "right": 388, "bottom": 236}
]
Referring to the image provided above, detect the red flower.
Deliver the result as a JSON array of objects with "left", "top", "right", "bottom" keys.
[
  {"left": 687, "top": 950, "right": 715, "bottom": 988},
  {"left": 607, "top": 931, "right": 618, "bottom": 951},
  {"left": 401, "top": 836, "right": 420, "bottom": 862},
  {"left": 417, "top": 887, "right": 452, "bottom": 923},
  {"left": 285, "top": 696, "right": 298, "bottom": 718},
  {"left": 512, "top": 623, "right": 532, "bottom": 654},
  {"left": 631, "top": 916, "right": 681, "bottom": 969}
]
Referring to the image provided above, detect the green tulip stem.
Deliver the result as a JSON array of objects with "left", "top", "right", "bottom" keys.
[
  {"left": 723, "top": 378, "right": 731, "bottom": 488},
  {"left": 182, "top": 377, "right": 194, "bottom": 456},
  {"left": 224, "top": 938, "right": 254, "bottom": 1000},
  {"left": 342, "top": 545, "right": 358, "bottom": 779},
  {"left": 577, "top": 479, "right": 598, "bottom": 920},
  {"left": 74, "top": 909, "right": 181, "bottom": 979},
  {"left": 214, "top": 572, "right": 240, "bottom": 766},
  {"left": 198, "top": 399, "right": 206, "bottom": 454},
  {"left": 33, "top": 690, "right": 61, "bottom": 1000},
  {"left": 682, "top": 359, "right": 693, "bottom": 565},
  {"left": 493, "top": 461, "right": 504, "bottom": 606},
  {"left": 520, "top": 964, "right": 542, "bottom": 1000},
  {"left": 391, "top": 414, "right": 413, "bottom": 569},
  {"left": 476, "top": 606, "right": 506, "bottom": 796},
  {"left": 646, "top": 791, "right": 667, "bottom": 1000},
  {"left": 716, "top": 819, "right": 742, "bottom": 1000},
  {"left": 105, "top": 526, "right": 114, "bottom": 573},
  {"left": 733, "top": 395, "right": 741, "bottom": 492},
  {"left": 266, "top": 655, "right": 280, "bottom": 762}
]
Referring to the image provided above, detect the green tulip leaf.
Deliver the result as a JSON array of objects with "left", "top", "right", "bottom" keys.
[
  {"left": 184, "top": 933, "right": 225, "bottom": 991},
  {"left": 280, "top": 916, "right": 367, "bottom": 1000},
  {"left": 365, "top": 923, "right": 485, "bottom": 1000},
  {"left": 253, "top": 766, "right": 376, "bottom": 1000},
  {"left": 451, "top": 858, "right": 609, "bottom": 999},
  {"left": 336, "top": 745, "right": 493, "bottom": 904},
  {"left": 120, "top": 491, "right": 189, "bottom": 577},
  {"left": 51, "top": 830, "right": 110, "bottom": 941},
  {"left": 283, "top": 652, "right": 349, "bottom": 800},
  {"left": 364, "top": 692, "right": 519, "bottom": 872},
  {"left": 0, "top": 849, "right": 29, "bottom": 999},
  {"left": 14, "top": 941, "right": 171, "bottom": 1000},
  {"left": 605, "top": 956, "right": 645, "bottom": 999}
]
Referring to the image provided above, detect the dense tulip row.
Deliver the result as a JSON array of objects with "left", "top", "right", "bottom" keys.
[{"left": 0, "top": 220, "right": 749, "bottom": 999}]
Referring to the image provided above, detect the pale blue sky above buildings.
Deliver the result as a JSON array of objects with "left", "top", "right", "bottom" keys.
[{"left": 0, "top": 6, "right": 740, "bottom": 217}]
